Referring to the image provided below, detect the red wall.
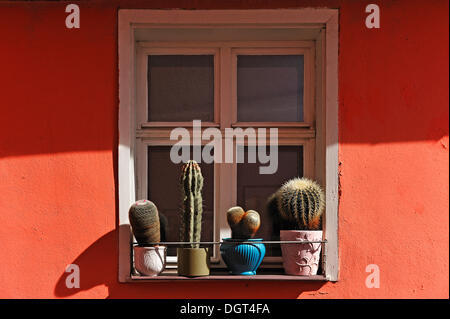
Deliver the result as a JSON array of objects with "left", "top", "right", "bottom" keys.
[{"left": 0, "top": 0, "right": 448, "bottom": 298}]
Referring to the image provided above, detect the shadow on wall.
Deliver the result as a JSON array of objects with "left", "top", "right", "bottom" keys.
[
  {"left": 0, "top": 0, "right": 449, "bottom": 162},
  {"left": 54, "top": 228, "right": 326, "bottom": 299},
  {"left": 2, "top": 0, "right": 448, "bottom": 299}
]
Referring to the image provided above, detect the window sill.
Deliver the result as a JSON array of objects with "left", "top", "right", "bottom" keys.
[{"left": 129, "top": 269, "right": 328, "bottom": 282}]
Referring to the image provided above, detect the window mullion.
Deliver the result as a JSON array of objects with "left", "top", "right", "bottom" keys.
[
  {"left": 219, "top": 47, "right": 233, "bottom": 129},
  {"left": 215, "top": 46, "right": 234, "bottom": 268}
]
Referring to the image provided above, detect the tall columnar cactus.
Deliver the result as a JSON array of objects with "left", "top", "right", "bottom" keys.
[
  {"left": 274, "top": 178, "right": 325, "bottom": 230},
  {"left": 180, "top": 160, "right": 204, "bottom": 248},
  {"left": 129, "top": 199, "right": 161, "bottom": 245}
]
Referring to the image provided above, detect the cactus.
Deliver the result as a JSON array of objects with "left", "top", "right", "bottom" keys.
[
  {"left": 129, "top": 199, "right": 161, "bottom": 245},
  {"left": 273, "top": 178, "right": 325, "bottom": 230},
  {"left": 180, "top": 160, "right": 204, "bottom": 248},
  {"left": 227, "top": 207, "right": 246, "bottom": 237},
  {"left": 227, "top": 207, "right": 261, "bottom": 239}
]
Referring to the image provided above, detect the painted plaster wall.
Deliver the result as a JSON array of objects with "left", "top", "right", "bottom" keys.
[{"left": 0, "top": 0, "right": 448, "bottom": 298}]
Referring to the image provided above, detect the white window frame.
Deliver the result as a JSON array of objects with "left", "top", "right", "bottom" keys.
[
  {"left": 118, "top": 9, "right": 339, "bottom": 282},
  {"left": 136, "top": 41, "right": 315, "bottom": 268}
]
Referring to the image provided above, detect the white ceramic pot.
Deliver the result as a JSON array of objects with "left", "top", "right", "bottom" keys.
[
  {"left": 280, "top": 230, "right": 323, "bottom": 276},
  {"left": 134, "top": 246, "right": 167, "bottom": 276}
]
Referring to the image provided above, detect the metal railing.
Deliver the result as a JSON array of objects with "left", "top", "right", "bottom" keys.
[{"left": 133, "top": 240, "right": 327, "bottom": 246}]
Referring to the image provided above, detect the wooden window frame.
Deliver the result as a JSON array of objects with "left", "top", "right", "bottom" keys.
[
  {"left": 136, "top": 41, "right": 315, "bottom": 268},
  {"left": 118, "top": 9, "right": 339, "bottom": 282}
]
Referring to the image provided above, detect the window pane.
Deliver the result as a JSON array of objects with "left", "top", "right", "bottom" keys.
[
  {"left": 237, "top": 146, "right": 303, "bottom": 256},
  {"left": 148, "top": 55, "right": 214, "bottom": 122},
  {"left": 237, "top": 55, "right": 304, "bottom": 122},
  {"left": 147, "top": 146, "right": 214, "bottom": 256}
]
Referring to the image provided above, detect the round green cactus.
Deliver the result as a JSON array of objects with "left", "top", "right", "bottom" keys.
[
  {"left": 275, "top": 178, "right": 325, "bottom": 230},
  {"left": 129, "top": 199, "right": 161, "bottom": 245}
]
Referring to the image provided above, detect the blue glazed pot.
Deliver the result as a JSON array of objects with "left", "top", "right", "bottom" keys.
[{"left": 220, "top": 238, "right": 266, "bottom": 275}]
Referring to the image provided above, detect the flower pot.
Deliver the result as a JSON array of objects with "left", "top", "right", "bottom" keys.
[
  {"left": 280, "top": 230, "right": 323, "bottom": 276},
  {"left": 220, "top": 238, "right": 266, "bottom": 275},
  {"left": 177, "top": 247, "right": 210, "bottom": 277},
  {"left": 134, "top": 246, "right": 167, "bottom": 276}
]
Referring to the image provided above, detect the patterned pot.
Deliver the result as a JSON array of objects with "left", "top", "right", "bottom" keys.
[
  {"left": 280, "top": 230, "right": 323, "bottom": 276},
  {"left": 134, "top": 246, "right": 167, "bottom": 276},
  {"left": 220, "top": 238, "right": 266, "bottom": 275}
]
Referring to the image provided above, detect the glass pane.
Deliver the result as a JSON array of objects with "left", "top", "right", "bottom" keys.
[
  {"left": 237, "top": 55, "right": 304, "bottom": 122},
  {"left": 147, "top": 146, "right": 214, "bottom": 256},
  {"left": 237, "top": 146, "right": 303, "bottom": 256},
  {"left": 148, "top": 55, "right": 214, "bottom": 122}
]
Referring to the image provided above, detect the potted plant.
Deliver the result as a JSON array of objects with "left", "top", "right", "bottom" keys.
[
  {"left": 129, "top": 199, "right": 167, "bottom": 276},
  {"left": 177, "top": 160, "right": 210, "bottom": 277},
  {"left": 220, "top": 207, "right": 265, "bottom": 275},
  {"left": 268, "top": 178, "right": 325, "bottom": 276}
]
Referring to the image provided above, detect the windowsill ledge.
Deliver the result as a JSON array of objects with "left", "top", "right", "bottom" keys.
[{"left": 129, "top": 269, "right": 328, "bottom": 282}]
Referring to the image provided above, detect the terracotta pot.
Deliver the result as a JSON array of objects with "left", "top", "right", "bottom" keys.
[
  {"left": 177, "top": 247, "right": 210, "bottom": 277},
  {"left": 280, "top": 230, "right": 323, "bottom": 276},
  {"left": 134, "top": 246, "right": 167, "bottom": 276}
]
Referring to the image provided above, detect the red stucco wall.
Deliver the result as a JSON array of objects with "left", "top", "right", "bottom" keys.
[{"left": 0, "top": 0, "right": 448, "bottom": 298}]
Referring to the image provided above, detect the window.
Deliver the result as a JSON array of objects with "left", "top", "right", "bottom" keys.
[
  {"left": 119, "top": 9, "right": 339, "bottom": 281},
  {"left": 135, "top": 41, "right": 316, "bottom": 267}
]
